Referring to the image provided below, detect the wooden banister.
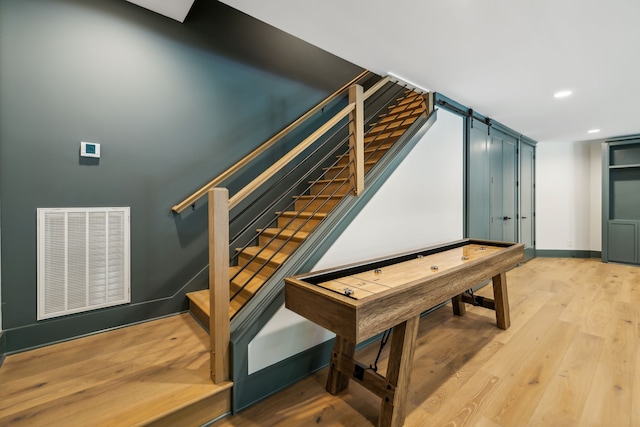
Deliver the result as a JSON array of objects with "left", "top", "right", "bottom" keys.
[
  {"left": 172, "top": 70, "right": 370, "bottom": 214},
  {"left": 228, "top": 102, "right": 356, "bottom": 210},
  {"left": 363, "top": 76, "right": 390, "bottom": 101},
  {"left": 348, "top": 85, "right": 364, "bottom": 195}
]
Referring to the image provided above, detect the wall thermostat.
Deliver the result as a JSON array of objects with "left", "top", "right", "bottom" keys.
[{"left": 80, "top": 141, "right": 101, "bottom": 158}]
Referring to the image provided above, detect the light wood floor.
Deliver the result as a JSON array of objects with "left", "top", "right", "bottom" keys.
[
  {"left": 214, "top": 257, "right": 640, "bottom": 427},
  {"left": 0, "top": 313, "right": 231, "bottom": 426}
]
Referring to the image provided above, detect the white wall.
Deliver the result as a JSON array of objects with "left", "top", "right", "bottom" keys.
[
  {"left": 536, "top": 140, "right": 601, "bottom": 251},
  {"left": 247, "top": 109, "right": 464, "bottom": 374}
]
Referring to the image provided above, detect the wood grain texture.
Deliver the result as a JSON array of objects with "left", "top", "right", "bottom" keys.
[
  {"left": 0, "top": 314, "right": 231, "bottom": 427},
  {"left": 379, "top": 316, "right": 420, "bottom": 427},
  {"left": 209, "top": 188, "right": 230, "bottom": 383},
  {"left": 286, "top": 240, "right": 520, "bottom": 426},
  {"left": 349, "top": 84, "right": 365, "bottom": 195},
  {"left": 285, "top": 240, "right": 523, "bottom": 342},
  {"left": 326, "top": 336, "right": 356, "bottom": 395},
  {"left": 216, "top": 258, "right": 640, "bottom": 427}
]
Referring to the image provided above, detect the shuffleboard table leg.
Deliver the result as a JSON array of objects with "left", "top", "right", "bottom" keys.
[
  {"left": 492, "top": 272, "right": 511, "bottom": 330},
  {"left": 451, "top": 294, "right": 466, "bottom": 316},
  {"left": 326, "top": 336, "right": 355, "bottom": 394},
  {"left": 379, "top": 315, "right": 420, "bottom": 427}
]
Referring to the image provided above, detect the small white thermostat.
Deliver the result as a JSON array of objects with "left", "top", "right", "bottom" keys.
[{"left": 80, "top": 141, "right": 101, "bottom": 158}]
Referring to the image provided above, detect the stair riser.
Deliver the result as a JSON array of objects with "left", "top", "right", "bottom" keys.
[
  {"left": 323, "top": 163, "right": 375, "bottom": 180},
  {"left": 365, "top": 129, "right": 405, "bottom": 142},
  {"left": 396, "top": 94, "right": 424, "bottom": 107},
  {"left": 386, "top": 100, "right": 425, "bottom": 115},
  {"left": 337, "top": 147, "right": 389, "bottom": 166},
  {"left": 363, "top": 148, "right": 389, "bottom": 163},
  {"left": 229, "top": 278, "right": 261, "bottom": 301},
  {"left": 258, "top": 235, "right": 302, "bottom": 255},
  {"left": 368, "top": 121, "right": 412, "bottom": 136},
  {"left": 378, "top": 109, "right": 423, "bottom": 124},
  {"left": 322, "top": 166, "right": 351, "bottom": 180},
  {"left": 294, "top": 197, "right": 341, "bottom": 212},
  {"left": 310, "top": 180, "right": 352, "bottom": 196},
  {"left": 277, "top": 216, "right": 323, "bottom": 232},
  {"left": 364, "top": 139, "right": 396, "bottom": 152},
  {"left": 237, "top": 254, "right": 279, "bottom": 278}
]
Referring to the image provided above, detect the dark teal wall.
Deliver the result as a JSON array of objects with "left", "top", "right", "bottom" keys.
[{"left": 0, "top": 0, "right": 362, "bottom": 352}]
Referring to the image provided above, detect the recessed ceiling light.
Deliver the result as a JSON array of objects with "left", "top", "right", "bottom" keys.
[
  {"left": 553, "top": 90, "right": 572, "bottom": 98},
  {"left": 588, "top": 129, "right": 600, "bottom": 134}
]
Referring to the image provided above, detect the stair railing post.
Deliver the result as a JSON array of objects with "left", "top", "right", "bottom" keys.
[
  {"left": 208, "top": 187, "right": 230, "bottom": 384},
  {"left": 425, "top": 92, "right": 434, "bottom": 115},
  {"left": 349, "top": 84, "right": 364, "bottom": 195}
]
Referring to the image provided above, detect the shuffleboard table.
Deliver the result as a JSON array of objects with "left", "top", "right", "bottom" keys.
[{"left": 284, "top": 238, "right": 524, "bottom": 427}]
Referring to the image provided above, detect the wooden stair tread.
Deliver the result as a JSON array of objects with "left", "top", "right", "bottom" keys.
[
  {"left": 295, "top": 194, "right": 342, "bottom": 200},
  {"left": 312, "top": 178, "right": 348, "bottom": 185},
  {"left": 229, "top": 266, "right": 268, "bottom": 287},
  {"left": 378, "top": 108, "right": 424, "bottom": 123},
  {"left": 323, "top": 160, "right": 376, "bottom": 172},
  {"left": 387, "top": 99, "right": 425, "bottom": 111},
  {"left": 238, "top": 245, "right": 289, "bottom": 265},
  {"left": 258, "top": 227, "right": 309, "bottom": 241},
  {"left": 276, "top": 211, "right": 328, "bottom": 219},
  {"left": 186, "top": 289, "right": 210, "bottom": 314},
  {"left": 395, "top": 93, "right": 423, "bottom": 106}
]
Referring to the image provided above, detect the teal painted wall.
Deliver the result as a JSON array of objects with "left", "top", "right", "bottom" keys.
[{"left": 0, "top": 0, "right": 362, "bottom": 352}]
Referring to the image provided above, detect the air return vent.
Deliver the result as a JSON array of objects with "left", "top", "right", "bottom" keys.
[{"left": 37, "top": 207, "right": 130, "bottom": 320}]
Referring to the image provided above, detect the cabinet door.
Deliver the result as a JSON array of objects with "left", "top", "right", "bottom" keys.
[
  {"left": 520, "top": 143, "right": 535, "bottom": 258},
  {"left": 502, "top": 139, "right": 517, "bottom": 242},
  {"left": 468, "top": 123, "right": 490, "bottom": 239},
  {"left": 489, "top": 135, "right": 517, "bottom": 242},
  {"left": 607, "top": 221, "right": 638, "bottom": 264},
  {"left": 603, "top": 140, "right": 640, "bottom": 265}
]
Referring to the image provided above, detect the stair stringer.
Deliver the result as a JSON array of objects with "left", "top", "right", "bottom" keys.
[{"left": 229, "top": 108, "right": 438, "bottom": 412}]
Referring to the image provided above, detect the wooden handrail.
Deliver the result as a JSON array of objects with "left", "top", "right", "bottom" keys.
[
  {"left": 172, "top": 70, "right": 370, "bottom": 214},
  {"left": 363, "top": 76, "right": 390, "bottom": 101},
  {"left": 228, "top": 102, "right": 356, "bottom": 210}
]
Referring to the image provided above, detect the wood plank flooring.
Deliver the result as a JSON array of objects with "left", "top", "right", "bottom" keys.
[
  {"left": 214, "top": 258, "right": 640, "bottom": 427},
  {"left": 0, "top": 313, "right": 231, "bottom": 427}
]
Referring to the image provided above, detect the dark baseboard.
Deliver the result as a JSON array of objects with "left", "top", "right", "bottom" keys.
[
  {"left": 0, "top": 331, "right": 6, "bottom": 368},
  {"left": 535, "top": 249, "right": 601, "bottom": 259},
  {"left": 3, "top": 269, "right": 208, "bottom": 354}
]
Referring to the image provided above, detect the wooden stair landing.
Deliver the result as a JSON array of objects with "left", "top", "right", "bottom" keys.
[{"left": 0, "top": 314, "right": 231, "bottom": 427}]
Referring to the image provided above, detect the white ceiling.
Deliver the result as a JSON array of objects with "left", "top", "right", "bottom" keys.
[
  {"left": 126, "top": 0, "right": 195, "bottom": 23},
  {"left": 219, "top": 0, "right": 640, "bottom": 144}
]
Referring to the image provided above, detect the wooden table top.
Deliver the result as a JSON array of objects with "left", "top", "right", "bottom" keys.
[
  {"left": 285, "top": 239, "right": 524, "bottom": 342},
  {"left": 315, "top": 244, "right": 504, "bottom": 300}
]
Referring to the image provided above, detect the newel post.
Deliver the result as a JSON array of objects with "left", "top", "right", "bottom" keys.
[
  {"left": 349, "top": 84, "right": 364, "bottom": 195},
  {"left": 208, "top": 187, "right": 230, "bottom": 384}
]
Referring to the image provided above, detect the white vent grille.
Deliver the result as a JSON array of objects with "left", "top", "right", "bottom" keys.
[{"left": 37, "top": 207, "right": 130, "bottom": 320}]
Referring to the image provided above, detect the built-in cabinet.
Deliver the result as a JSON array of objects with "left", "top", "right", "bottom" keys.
[
  {"left": 467, "top": 118, "right": 536, "bottom": 260},
  {"left": 602, "top": 138, "right": 640, "bottom": 265}
]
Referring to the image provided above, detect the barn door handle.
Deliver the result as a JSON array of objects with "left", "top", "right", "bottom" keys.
[
  {"left": 521, "top": 216, "right": 527, "bottom": 219},
  {"left": 503, "top": 216, "right": 512, "bottom": 221}
]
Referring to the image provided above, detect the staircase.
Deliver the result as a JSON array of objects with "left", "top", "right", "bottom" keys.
[{"left": 186, "top": 89, "right": 428, "bottom": 328}]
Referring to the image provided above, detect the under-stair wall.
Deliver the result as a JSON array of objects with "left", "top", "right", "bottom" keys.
[{"left": 231, "top": 108, "right": 465, "bottom": 411}]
